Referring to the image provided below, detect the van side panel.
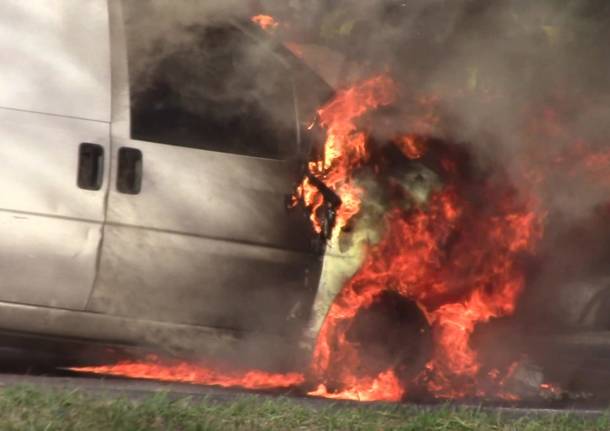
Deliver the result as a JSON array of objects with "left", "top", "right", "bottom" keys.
[
  {"left": 0, "top": 104, "right": 109, "bottom": 309},
  {"left": 0, "top": 213, "right": 101, "bottom": 309},
  {"left": 0, "top": 1, "right": 111, "bottom": 122}
]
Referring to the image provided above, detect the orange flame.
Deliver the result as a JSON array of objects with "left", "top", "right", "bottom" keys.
[
  {"left": 396, "top": 135, "right": 426, "bottom": 159},
  {"left": 298, "top": 76, "right": 544, "bottom": 399},
  {"left": 74, "top": 355, "right": 303, "bottom": 390},
  {"left": 540, "top": 382, "right": 563, "bottom": 397},
  {"left": 308, "top": 370, "right": 404, "bottom": 402},
  {"left": 251, "top": 15, "right": 279, "bottom": 32},
  {"left": 295, "top": 75, "right": 396, "bottom": 236}
]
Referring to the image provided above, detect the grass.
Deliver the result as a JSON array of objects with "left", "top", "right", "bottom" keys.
[{"left": 0, "top": 386, "right": 607, "bottom": 431}]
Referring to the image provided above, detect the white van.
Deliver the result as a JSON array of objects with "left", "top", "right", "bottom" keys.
[{"left": 0, "top": 0, "right": 334, "bottom": 367}]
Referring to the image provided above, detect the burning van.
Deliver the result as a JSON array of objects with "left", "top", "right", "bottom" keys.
[{"left": 2, "top": 0, "right": 610, "bottom": 404}]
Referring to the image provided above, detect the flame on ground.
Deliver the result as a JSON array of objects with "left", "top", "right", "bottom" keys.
[
  {"left": 75, "top": 355, "right": 304, "bottom": 390},
  {"left": 308, "top": 370, "right": 404, "bottom": 402}
]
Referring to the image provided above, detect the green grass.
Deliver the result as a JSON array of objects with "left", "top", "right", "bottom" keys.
[{"left": 0, "top": 386, "right": 607, "bottom": 431}]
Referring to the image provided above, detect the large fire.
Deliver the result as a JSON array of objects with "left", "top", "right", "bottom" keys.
[
  {"left": 74, "top": 75, "right": 548, "bottom": 402},
  {"left": 295, "top": 76, "right": 542, "bottom": 400}
]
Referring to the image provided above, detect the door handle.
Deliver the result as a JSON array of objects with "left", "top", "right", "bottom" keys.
[
  {"left": 117, "top": 147, "right": 143, "bottom": 194},
  {"left": 77, "top": 143, "right": 104, "bottom": 191}
]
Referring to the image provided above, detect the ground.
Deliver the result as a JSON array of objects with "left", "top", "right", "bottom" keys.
[{"left": 0, "top": 382, "right": 608, "bottom": 431}]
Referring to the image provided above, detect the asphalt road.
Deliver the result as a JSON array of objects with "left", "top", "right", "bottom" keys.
[
  {"left": 0, "top": 372, "right": 277, "bottom": 402},
  {"left": 0, "top": 342, "right": 606, "bottom": 417}
]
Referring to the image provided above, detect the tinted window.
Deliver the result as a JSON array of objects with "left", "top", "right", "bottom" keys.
[{"left": 122, "top": 6, "right": 297, "bottom": 159}]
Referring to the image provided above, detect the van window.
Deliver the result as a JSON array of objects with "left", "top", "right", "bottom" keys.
[{"left": 121, "top": 3, "right": 297, "bottom": 159}]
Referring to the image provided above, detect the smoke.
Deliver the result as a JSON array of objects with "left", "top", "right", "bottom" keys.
[
  {"left": 416, "top": 1, "right": 610, "bottom": 209},
  {"left": 122, "top": 0, "right": 610, "bottom": 206},
  {"left": 276, "top": 0, "right": 610, "bottom": 315},
  {"left": 295, "top": 1, "right": 610, "bottom": 203},
  {"left": 289, "top": 1, "right": 610, "bottom": 201}
]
